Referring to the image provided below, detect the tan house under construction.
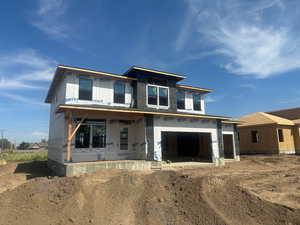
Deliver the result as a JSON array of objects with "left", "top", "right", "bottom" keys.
[{"left": 238, "top": 110, "right": 300, "bottom": 154}]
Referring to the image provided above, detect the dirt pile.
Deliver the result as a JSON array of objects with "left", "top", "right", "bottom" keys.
[{"left": 1, "top": 169, "right": 300, "bottom": 225}]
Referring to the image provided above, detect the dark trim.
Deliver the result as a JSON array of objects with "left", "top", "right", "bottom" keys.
[
  {"left": 145, "top": 115, "right": 154, "bottom": 160},
  {"left": 233, "top": 124, "right": 240, "bottom": 156},
  {"left": 217, "top": 120, "right": 224, "bottom": 158}
]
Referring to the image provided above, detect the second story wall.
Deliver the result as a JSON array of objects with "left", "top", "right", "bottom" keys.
[{"left": 64, "top": 73, "right": 133, "bottom": 107}]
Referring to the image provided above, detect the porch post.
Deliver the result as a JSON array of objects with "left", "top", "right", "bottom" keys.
[{"left": 66, "top": 117, "right": 73, "bottom": 162}]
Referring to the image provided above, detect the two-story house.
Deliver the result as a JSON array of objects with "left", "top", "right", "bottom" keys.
[{"left": 45, "top": 65, "right": 240, "bottom": 176}]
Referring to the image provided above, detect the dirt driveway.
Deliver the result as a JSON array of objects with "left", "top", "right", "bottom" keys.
[{"left": 0, "top": 155, "right": 300, "bottom": 225}]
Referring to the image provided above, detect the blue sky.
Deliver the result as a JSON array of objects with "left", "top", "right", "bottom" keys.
[{"left": 1, "top": 0, "right": 300, "bottom": 143}]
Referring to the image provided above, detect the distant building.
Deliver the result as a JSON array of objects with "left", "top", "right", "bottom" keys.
[{"left": 237, "top": 110, "right": 300, "bottom": 154}]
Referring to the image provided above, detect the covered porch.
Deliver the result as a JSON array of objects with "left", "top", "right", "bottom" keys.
[{"left": 61, "top": 107, "right": 147, "bottom": 163}]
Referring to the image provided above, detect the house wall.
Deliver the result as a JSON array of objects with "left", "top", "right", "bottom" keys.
[
  {"left": 65, "top": 73, "right": 133, "bottom": 107},
  {"left": 152, "top": 116, "right": 220, "bottom": 162},
  {"left": 277, "top": 125, "right": 295, "bottom": 153},
  {"left": 48, "top": 77, "right": 67, "bottom": 165},
  {"left": 238, "top": 125, "right": 279, "bottom": 154}
]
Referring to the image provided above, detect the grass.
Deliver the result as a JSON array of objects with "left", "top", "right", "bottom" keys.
[{"left": 0, "top": 150, "right": 48, "bottom": 162}]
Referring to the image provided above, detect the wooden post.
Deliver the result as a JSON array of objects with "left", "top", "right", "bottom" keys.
[{"left": 66, "top": 115, "right": 73, "bottom": 162}]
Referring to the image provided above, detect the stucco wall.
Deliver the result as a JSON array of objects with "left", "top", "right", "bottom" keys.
[{"left": 152, "top": 116, "right": 219, "bottom": 161}]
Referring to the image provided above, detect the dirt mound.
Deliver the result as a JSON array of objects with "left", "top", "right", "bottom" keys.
[{"left": 1, "top": 169, "right": 300, "bottom": 225}]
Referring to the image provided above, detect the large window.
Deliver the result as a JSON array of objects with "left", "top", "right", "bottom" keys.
[
  {"left": 75, "top": 120, "right": 106, "bottom": 148},
  {"left": 251, "top": 130, "right": 259, "bottom": 143},
  {"left": 193, "top": 94, "right": 201, "bottom": 111},
  {"left": 177, "top": 91, "right": 185, "bottom": 109},
  {"left": 120, "top": 127, "right": 129, "bottom": 150},
  {"left": 278, "top": 129, "right": 284, "bottom": 142},
  {"left": 79, "top": 78, "right": 93, "bottom": 100},
  {"left": 147, "top": 85, "right": 169, "bottom": 107},
  {"left": 114, "top": 81, "right": 125, "bottom": 104}
]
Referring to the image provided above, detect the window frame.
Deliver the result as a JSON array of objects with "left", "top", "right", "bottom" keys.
[
  {"left": 120, "top": 127, "right": 129, "bottom": 150},
  {"left": 78, "top": 77, "right": 93, "bottom": 101},
  {"left": 146, "top": 84, "right": 169, "bottom": 109},
  {"left": 278, "top": 129, "right": 284, "bottom": 142},
  {"left": 74, "top": 120, "right": 106, "bottom": 149},
  {"left": 113, "top": 81, "right": 126, "bottom": 104},
  {"left": 193, "top": 93, "right": 202, "bottom": 111}
]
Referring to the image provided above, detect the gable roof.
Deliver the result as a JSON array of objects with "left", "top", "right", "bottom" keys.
[
  {"left": 268, "top": 107, "right": 300, "bottom": 120},
  {"left": 237, "top": 112, "right": 294, "bottom": 127}
]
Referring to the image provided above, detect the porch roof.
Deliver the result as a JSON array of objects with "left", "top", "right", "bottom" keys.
[{"left": 56, "top": 104, "right": 233, "bottom": 120}]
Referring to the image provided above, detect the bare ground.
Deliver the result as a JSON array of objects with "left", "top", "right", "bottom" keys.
[{"left": 1, "top": 155, "right": 300, "bottom": 225}]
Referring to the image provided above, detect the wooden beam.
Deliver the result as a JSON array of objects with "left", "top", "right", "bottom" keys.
[
  {"left": 68, "top": 115, "right": 87, "bottom": 141},
  {"left": 66, "top": 113, "right": 73, "bottom": 162}
]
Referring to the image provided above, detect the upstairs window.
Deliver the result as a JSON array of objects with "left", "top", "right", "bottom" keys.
[
  {"left": 79, "top": 78, "right": 93, "bottom": 100},
  {"left": 278, "top": 129, "right": 284, "bottom": 142},
  {"left": 159, "top": 87, "right": 168, "bottom": 106},
  {"left": 251, "top": 130, "right": 259, "bottom": 143},
  {"left": 114, "top": 81, "right": 125, "bottom": 104},
  {"left": 193, "top": 94, "right": 201, "bottom": 111},
  {"left": 148, "top": 86, "right": 158, "bottom": 105},
  {"left": 147, "top": 85, "right": 169, "bottom": 107},
  {"left": 177, "top": 91, "right": 185, "bottom": 109}
]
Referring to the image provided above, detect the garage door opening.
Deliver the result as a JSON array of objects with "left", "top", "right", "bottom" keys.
[
  {"left": 161, "top": 132, "right": 213, "bottom": 162},
  {"left": 223, "top": 134, "right": 235, "bottom": 159}
]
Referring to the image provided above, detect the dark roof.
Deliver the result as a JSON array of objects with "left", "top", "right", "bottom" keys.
[
  {"left": 123, "top": 66, "right": 187, "bottom": 80},
  {"left": 267, "top": 107, "right": 300, "bottom": 120}
]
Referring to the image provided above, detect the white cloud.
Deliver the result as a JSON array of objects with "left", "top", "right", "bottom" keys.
[
  {"left": 31, "top": 0, "right": 68, "bottom": 39},
  {"left": 0, "top": 49, "right": 56, "bottom": 90},
  {"left": 0, "top": 93, "right": 45, "bottom": 106},
  {"left": 177, "top": 0, "right": 300, "bottom": 78}
]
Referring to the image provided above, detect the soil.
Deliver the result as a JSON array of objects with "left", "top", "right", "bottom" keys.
[{"left": 1, "top": 155, "right": 300, "bottom": 225}]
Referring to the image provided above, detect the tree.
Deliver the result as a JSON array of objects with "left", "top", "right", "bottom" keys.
[
  {"left": 0, "top": 139, "right": 13, "bottom": 150},
  {"left": 17, "top": 142, "right": 31, "bottom": 150}
]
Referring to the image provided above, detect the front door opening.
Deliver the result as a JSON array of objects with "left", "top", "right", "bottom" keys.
[
  {"left": 161, "top": 132, "right": 213, "bottom": 162},
  {"left": 223, "top": 134, "right": 235, "bottom": 159}
]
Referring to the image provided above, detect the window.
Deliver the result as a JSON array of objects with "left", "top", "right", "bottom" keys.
[
  {"left": 75, "top": 125, "right": 90, "bottom": 148},
  {"left": 278, "top": 129, "right": 284, "bottom": 142},
  {"left": 193, "top": 94, "right": 201, "bottom": 111},
  {"left": 120, "top": 127, "right": 128, "bottom": 150},
  {"left": 159, "top": 87, "right": 168, "bottom": 106},
  {"left": 92, "top": 123, "right": 106, "bottom": 148},
  {"left": 114, "top": 81, "right": 125, "bottom": 104},
  {"left": 79, "top": 78, "right": 93, "bottom": 100},
  {"left": 177, "top": 91, "right": 185, "bottom": 109},
  {"left": 148, "top": 86, "right": 158, "bottom": 105},
  {"left": 251, "top": 130, "right": 259, "bottom": 143},
  {"left": 75, "top": 120, "right": 106, "bottom": 148},
  {"left": 147, "top": 85, "right": 169, "bottom": 107}
]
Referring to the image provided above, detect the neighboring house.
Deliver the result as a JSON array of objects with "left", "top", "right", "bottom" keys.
[
  {"left": 237, "top": 111, "right": 300, "bottom": 154},
  {"left": 45, "top": 65, "right": 240, "bottom": 176}
]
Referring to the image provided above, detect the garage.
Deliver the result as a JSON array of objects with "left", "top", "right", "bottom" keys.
[
  {"left": 223, "top": 134, "right": 235, "bottom": 159},
  {"left": 161, "top": 132, "right": 213, "bottom": 162}
]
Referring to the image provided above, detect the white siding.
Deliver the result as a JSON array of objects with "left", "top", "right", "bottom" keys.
[
  {"left": 153, "top": 116, "right": 219, "bottom": 161},
  {"left": 65, "top": 73, "right": 132, "bottom": 107}
]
